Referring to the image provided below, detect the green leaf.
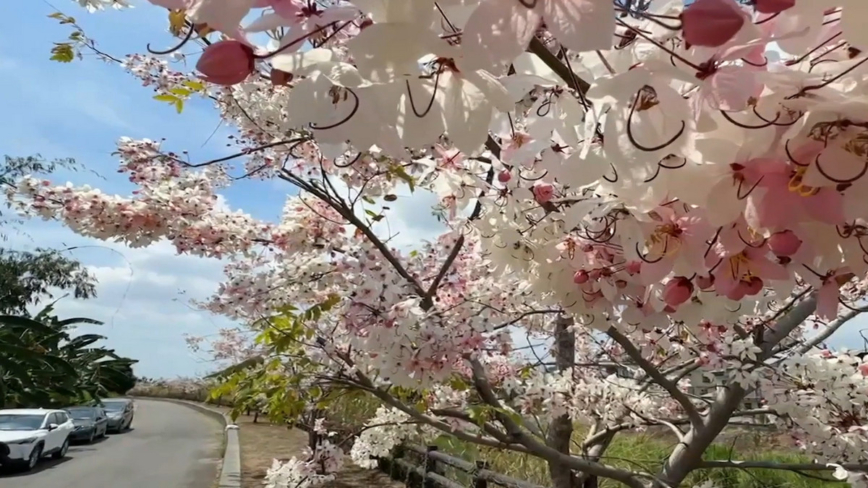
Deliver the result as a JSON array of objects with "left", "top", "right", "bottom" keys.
[
  {"left": 0, "top": 315, "right": 58, "bottom": 335},
  {"left": 153, "top": 94, "right": 179, "bottom": 103},
  {"left": 182, "top": 80, "right": 206, "bottom": 92},
  {"left": 169, "top": 87, "right": 192, "bottom": 97},
  {"left": 153, "top": 94, "right": 184, "bottom": 113},
  {"left": 49, "top": 43, "right": 75, "bottom": 63},
  {"left": 390, "top": 166, "right": 415, "bottom": 192},
  {"left": 56, "top": 317, "right": 103, "bottom": 327}
]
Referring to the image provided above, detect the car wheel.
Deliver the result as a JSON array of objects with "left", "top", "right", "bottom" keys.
[
  {"left": 52, "top": 438, "right": 69, "bottom": 460},
  {"left": 24, "top": 444, "right": 42, "bottom": 471}
]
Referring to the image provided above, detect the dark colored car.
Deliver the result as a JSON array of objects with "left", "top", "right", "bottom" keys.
[
  {"left": 98, "top": 398, "right": 134, "bottom": 433},
  {"left": 64, "top": 406, "right": 108, "bottom": 443}
]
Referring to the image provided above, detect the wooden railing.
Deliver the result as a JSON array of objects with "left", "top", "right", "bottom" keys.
[{"left": 381, "top": 444, "right": 548, "bottom": 488}]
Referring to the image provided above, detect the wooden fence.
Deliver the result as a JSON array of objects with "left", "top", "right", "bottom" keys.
[{"left": 380, "top": 443, "right": 548, "bottom": 488}]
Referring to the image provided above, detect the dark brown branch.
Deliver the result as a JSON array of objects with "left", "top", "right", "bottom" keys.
[{"left": 607, "top": 327, "right": 703, "bottom": 428}]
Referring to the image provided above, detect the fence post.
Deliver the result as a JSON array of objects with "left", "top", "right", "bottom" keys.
[
  {"left": 473, "top": 460, "right": 489, "bottom": 488},
  {"left": 390, "top": 445, "right": 406, "bottom": 481},
  {"left": 424, "top": 445, "right": 440, "bottom": 488}
]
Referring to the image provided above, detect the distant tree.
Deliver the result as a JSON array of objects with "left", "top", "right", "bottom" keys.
[
  {"left": 0, "top": 248, "right": 96, "bottom": 315},
  {"left": 0, "top": 154, "right": 96, "bottom": 315},
  {"left": 0, "top": 306, "right": 138, "bottom": 408}
]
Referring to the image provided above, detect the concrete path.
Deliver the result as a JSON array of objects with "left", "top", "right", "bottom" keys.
[{"left": 0, "top": 399, "right": 223, "bottom": 488}]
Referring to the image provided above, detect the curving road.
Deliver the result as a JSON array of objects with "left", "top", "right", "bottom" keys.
[{"left": 0, "top": 399, "right": 223, "bottom": 488}]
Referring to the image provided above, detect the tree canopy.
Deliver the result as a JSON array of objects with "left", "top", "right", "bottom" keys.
[{"left": 17, "top": 1, "right": 868, "bottom": 487}]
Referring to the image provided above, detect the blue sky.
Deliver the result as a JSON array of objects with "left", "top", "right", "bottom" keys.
[
  {"left": 0, "top": 0, "right": 866, "bottom": 379},
  {"left": 0, "top": 0, "right": 294, "bottom": 378},
  {"left": 0, "top": 0, "right": 444, "bottom": 379}
]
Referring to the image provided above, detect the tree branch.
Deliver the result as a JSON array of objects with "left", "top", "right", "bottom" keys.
[
  {"left": 659, "top": 292, "right": 819, "bottom": 487},
  {"left": 528, "top": 37, "right": 591, "bottom": 94},
  {"left": 467, "top": 359, "right": 646, "bottom": 488},
  {"left": 700, "top": 460, "right": 868, "bottom": 471},
  {"left": 794, "top": 307, "right": 861, "bottom": 355},
  {"left": 607, "top": 327, "right": 703, "bottom": 428}
]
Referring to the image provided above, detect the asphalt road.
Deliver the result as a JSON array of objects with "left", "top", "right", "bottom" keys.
[{"left": 0, "top": 399, "right": 223, "bottom": 488}]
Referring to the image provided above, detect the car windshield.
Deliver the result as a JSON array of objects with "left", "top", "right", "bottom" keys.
[
  {"left": 0, "top": 414, "right": 45, "bottom": 431},
  {"left": 66, "top": 408, "right": 95, "bottom": 420},
  {"left": 102, "top": 402, "right": 126, "bottom": 412}
]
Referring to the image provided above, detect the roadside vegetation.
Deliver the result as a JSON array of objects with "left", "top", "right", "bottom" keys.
[
  {"left": 133, "top": 379, "right": 843, "bottom": 488},
  {"left": 0, "top": 155, "right": 139, "bottom": 408}
]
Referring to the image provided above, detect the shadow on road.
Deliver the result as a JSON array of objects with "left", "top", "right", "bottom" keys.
[
  {"left": 69, "top": 436, "right": 108, "bottom": 453},
  {"left": 0, "top": 457, "right": 73, "bottom": 478}
]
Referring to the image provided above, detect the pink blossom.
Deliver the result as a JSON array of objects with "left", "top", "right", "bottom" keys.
[
  {"left": 746, "top": 158, "right": 845, "bottom": 231},
  {"left": 768, "top": 230, "right": 802, "bottom": 256},
  {"left": 146, "top": 0, "right": 191, "bottom": 8},
  {"left": 532, "top": 182, "right": 554, "bottom": 204},
  {"left": 708, "top": 246, "right": 788, "bottom": 300}
]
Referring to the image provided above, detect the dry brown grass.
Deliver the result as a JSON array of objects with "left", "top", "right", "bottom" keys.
[{"left": 204, "top": 406, "right": 401, "bottom": 488}]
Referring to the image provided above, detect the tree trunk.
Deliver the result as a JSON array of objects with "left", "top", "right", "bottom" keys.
[{"left": 547, "top": 316, "right": 578, "bottom": 488}]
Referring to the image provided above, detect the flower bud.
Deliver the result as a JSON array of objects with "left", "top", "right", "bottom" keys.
[
  {"left": 196, "top": 40, "right": 255, "bottom": 86},
  {"left": 681, "top": 0, "right": 745, "bottom": 48},
  {"left": 744, "top": 276, "right": 763, "bottom": 296},
  {"left": 497, "top": 170, "right": 512, "bottom": 183},
  {"left": 532, "top": 182, "right": 554, "bottom": 204},
  {"left": 663, "top": 276, "right": 693, "bottom": 307},
  {"left": 573, "top": 270, "right": 589, "bottom": 284},
  {"left": 754, "top": 0, "right": 795, "bottom": 14},
  {"left": 768, "top": 230, "right": 801, "bottom": 256}
]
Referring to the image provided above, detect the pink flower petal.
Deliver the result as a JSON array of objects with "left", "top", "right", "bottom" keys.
[
  {"left": 462, "top": 0, "right": 541, "bottom": 73},
  {"left": 541, "top": 0, "right": 615, "bottom": 52},
  {"left": 816, "top": 282, "right": 840, "bottom": 320},
  {"left": 147, "top": 0, "right": 191, "bottom": 8}
]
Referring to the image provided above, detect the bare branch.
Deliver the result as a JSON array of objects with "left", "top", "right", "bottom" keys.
[
  {"left": 467, "top": 359, "right": 647, "bottom": 488},
  {"left": 794, "top": 307, "right": 862, "bottom": 355},
  {"left": 607, "top": 327, "right": 703, "bottom": 428},
  {"left": 700, "top": 460, "right": 868, "bottom": 471}
]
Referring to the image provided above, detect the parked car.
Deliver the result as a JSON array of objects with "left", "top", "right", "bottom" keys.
[
  {"left": 98, "top": 398, "right": 134, "bottom": 433},
  {"left": 64, "top": 406, "right": 108, "bottom": 443},
  {"left": 0, "top": 409, "right": 74, "bottom": 471}
]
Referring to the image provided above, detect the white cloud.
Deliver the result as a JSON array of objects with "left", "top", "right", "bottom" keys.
[{"left": 8, "top": 220, "right": 235, "bottom": 379}]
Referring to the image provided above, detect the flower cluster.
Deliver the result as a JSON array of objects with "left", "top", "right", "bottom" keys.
[{"left": 264, "top": 439, "right": 344, "bottom": 488}]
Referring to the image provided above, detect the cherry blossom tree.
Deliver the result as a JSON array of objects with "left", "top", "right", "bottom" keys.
[{"left": 14, "top": 0, "right": 868, "bottom": 486}]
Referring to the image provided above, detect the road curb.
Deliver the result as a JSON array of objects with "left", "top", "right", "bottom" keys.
[{"left": 133, "top": 397, "right": 241, "bottom": 488}]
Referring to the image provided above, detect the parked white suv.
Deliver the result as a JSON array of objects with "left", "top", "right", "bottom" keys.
[{"left": 0, "top": 409, "right": 74, "bottom": 471}]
